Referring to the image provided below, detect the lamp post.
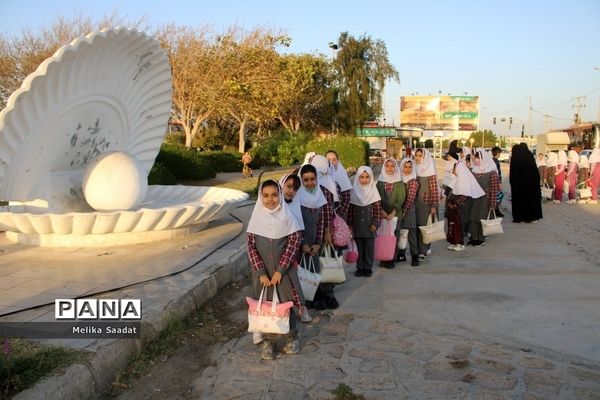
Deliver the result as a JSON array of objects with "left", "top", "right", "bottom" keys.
[{"left": 328, "top": 42, "right": 338, "bottom": 60}]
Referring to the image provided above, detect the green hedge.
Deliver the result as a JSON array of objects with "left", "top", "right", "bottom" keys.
[
  {"left": 199, "top": 151, "right": 243, "bottom": 172},
  {"left": 154, "top": 144, "right": 216, "bottom": 181},
  {"left": 148, "top": 161, "right": 177, "bottom": 185},
  {"left": 250, "top": 130, "right": 313, "bottom": 168},
  {"left": 305, "top": 136, "right": 370, "bottom": 168}
]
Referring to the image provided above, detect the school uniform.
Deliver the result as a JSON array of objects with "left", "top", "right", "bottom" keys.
[
  {"left": 349, "top": 166, "right": 382, "bottom": 276},
  {"left": 447, "top": 161, "right": 485, "bottom": 248},
  {"left": 546, "top": 152, "right": 558, "bottom": 189},
  {"left": 399, "top": 158, "right": 420, "bottom": 265},
  {"left": 470, "top": 150, "right": 500, "bottom": 243},
  {"left": 567, "top": 150, "right": 579, "bottom": 201},
  {"left": 414, "top": 149, "right": 440, "bottom": 258},
  {"left": 589, "top": 149, "right": 600, "bottom": 202},
  {"left": 331, "top": 160, "right": 353, "bottom": 223},
  {"left": 376, "top": 158, "right": 406, "bottom": 266},
  {"left": 578, "top": 155, "right": 590, "bottom": 185},
  {"left": 554, "top": 150, "right": 568, "bottom": 201}
]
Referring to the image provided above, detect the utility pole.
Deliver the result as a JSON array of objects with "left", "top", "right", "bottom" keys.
[
  {"left": 572, "top": 96, "right": 585, "bottom": 124},
  {"left": 528, "top": 96, "right": 533, "bottom": 135}
]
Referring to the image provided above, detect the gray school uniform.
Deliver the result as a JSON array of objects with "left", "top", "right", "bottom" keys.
[
  {"left": 399, "top": 179, "right": 418, "bottom": 257},
  {"left": 415, "top": 176, "right": 439, "bottom": 254},
  {"left": 251, "top": 235, "right": 297, "bottom": 335},
  {"left": 352, "top": 203, "right": 376, "bottom": 271},
  {"left": 300, "top": 205, "right": 334, "bottom": 300},
  {"left": 469, "top": 172, "right": 491, "bottom": 242}
]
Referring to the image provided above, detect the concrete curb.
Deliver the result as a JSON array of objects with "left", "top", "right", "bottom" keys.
[{"left": 13, "top": 243, "right": 249, "bottom": 400}]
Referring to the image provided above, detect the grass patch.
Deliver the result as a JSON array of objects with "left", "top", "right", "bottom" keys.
[
  {"left": 332, "top": 383, "right": 366, "bottom": 400},
  {"left": 0, "top": 338, "right": 88, "bottom": 399}
]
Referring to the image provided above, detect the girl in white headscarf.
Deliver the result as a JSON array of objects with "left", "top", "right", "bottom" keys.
[
  {"left": 446, "top": 161, "right": 486, "bottom": 251},
  {"left": 469, "top": 149, "right": 500, "bottom": 245},
  {"left": 536, "top": 153, "right": 547, "bottom": 187},
  {"left": 376, "top": 158, "right": 406, "bottom": 267},
  {"left": 588, "top": 148, "right": 600, "bottom": 204},
  {"left": 325, "top": 150, "right": 353, "bottom": 221},
  {"left": 399, "top": 158, "right": 420, "bottom": 266},
  {"left": 414, "top": 148, "right": 440, "bottom": 261},
  {"left": 546, "top": 152, "right": 558, "bottom": 189},
  {"left": 247, "top": 179, "right": 303, "bottom": 359},
  {"left": 577, "top": 154, "right": 590, "bottom": 204},
  {"left": 553, "top": 150, "right": 568, "bottom": 203},
  {"left": 349, "top": 166, "right": 382, "bottom": 277},
  {"left": 566, "top": 150, "right": 579, "bottom": 203}
]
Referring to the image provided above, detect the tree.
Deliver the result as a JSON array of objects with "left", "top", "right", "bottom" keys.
[
  {"left": 0, "top": 13, "right": 146, "bottom": 109},
  {"left": 469, "top": 130, "right": 498, "bottom": 148},
  {"left": 331, "top": 32, "right": 399, "bottom": 133},
  {"left": 274, "top": 53, "right": 329, "bottom": 132},
  {"left": 216, "top": 27, "right": 289, "bottom": 152},
  {"left": 156, "top": 24, "right": 223, "bottom": 148}
]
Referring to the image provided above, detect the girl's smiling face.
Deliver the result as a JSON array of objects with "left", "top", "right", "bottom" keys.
[
  {"left": 302, "top": 171, "right": 317, "bottom": 191},
  {"left": 358, "top": 171, "right": 371, "bottom": 185},
  {"left": 261, "top": 185, "right": 280, "bottom": 210}
]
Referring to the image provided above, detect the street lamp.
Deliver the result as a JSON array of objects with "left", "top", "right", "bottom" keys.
[{"left": 328, "top": 42, "right": 338, "bottom": 59}]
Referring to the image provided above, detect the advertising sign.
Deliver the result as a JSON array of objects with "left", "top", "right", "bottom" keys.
[{"left": 400, "top": 96, "right": 479, "bottom": 131}]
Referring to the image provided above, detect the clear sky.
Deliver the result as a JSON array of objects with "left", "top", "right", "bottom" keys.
[{"left": 2, "top": 0, "right": 600, "bottom": 137}]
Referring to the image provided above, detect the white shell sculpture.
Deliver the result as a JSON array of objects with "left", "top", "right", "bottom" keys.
[{"left": 0, "top": 27, "right": 248, "bottom": 246}]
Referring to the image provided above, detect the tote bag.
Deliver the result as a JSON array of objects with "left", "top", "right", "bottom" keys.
[
  {"left": 419, "top": 214, "right": 446, "bottom": 244},
  {"left": 331, "top": 214, "right": 352, "bottom": 247},
  {"left": 375, "top": 217, "right": 397, "bottom": 261},
  {"left": 319, "top": 245, "right": 346, "bottom": 283},
  {"left": 577, "top": 182, "right": 592, "bottom": 199},
  {"left": 344, "top": 238, "right": 359, "bottom": 263},
  {"left": 246, "top": 286, "right": 293, "bottom": 334},
  {"left": 397, "top": 229, "right": 409, "bottom": 250},
  {"left": 297, "top": 256, "right": 321, "bottom": 301},
  {"left": 541, "top": 183, "right": 553, "bottom": 199},
  {"left": 480, "top": 210, "right": 503, "bottom": 236}
]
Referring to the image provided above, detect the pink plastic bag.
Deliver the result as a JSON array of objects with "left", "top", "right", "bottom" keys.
[
  {"left": 246, "top": 286, "right": 293, "bottom": 334},
  {"left": 344, "top": 238, "right": 359, "bottom": 263},
  {"left": 332, "top": 214, "right": 351, "bottom": 247},
  {"left": 375, "top": 218, "right": 396, "bottom": 261}
]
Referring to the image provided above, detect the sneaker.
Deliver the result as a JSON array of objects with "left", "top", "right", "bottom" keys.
[
  {"left": 299, "top": 306, "right": 312, "bottom": 323},
  {"left": 363, "top": 270, "right": 373, "bottom": 277},
  {"left": 426, "top": 248, "right": 432, "bottom": 256},
  {"left": 577, "top": 199, "right": 589, "bottom": 204},
  {"left": 252, "top": 332, "right": 263, "bottom": 345},
  {"left": 588, "top": 200, "right": 598, "bottom": 204},
  {"left": 417, "top": 254, "right": 427, "bottom": 262},
  {"left": 447, "top": 244, "right": 457, "bottom": 250},
  {"left": 453, "top": 244, "right": 466, "bottom": 251},
  {"left": 282, "top": 339, "right": 300, "bottom": 355},
  {"left": 259, "top": 341, "right": 274, "bottom": 360},
  {"left": 552, "top": 200, "right": 560, "bottom": 204},
  {"left": 471, "top": 240, "right": 485, "bottom": 247},
  {"left": 396, "top": 255, "right": 407, "bottom": 262},
  {"left": 325, "top": 297, "right": 340, "bottom": 309},
  {"left": 411, "top": 258, "right": 419, "bottom": 267}
]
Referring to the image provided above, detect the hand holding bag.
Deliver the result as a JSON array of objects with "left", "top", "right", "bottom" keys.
[
  {"left": 297, "top": 256, "right": 321, "bottom": 301},
  {"left": 480, "top": 209, "right": 503, "bottom": 236},
  {"left": 577, "top": 181, "right": 592, "bottom": 199},
  {"left": 331, "top": 214, "right": 352, "bottom": 247},
  {"left": 375, "top": 217, "right": 397, "bottom": 261},
  {"left": 319, "top": 245, "right": 346, "bottom": 283},
  {"left": 246, "top": 286, "right": 293, "bottom": 334},
  {"left": 419, "top": 214, "right": 446, "bottom": 244}
]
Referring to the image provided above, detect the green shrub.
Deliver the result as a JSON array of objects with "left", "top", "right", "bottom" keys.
[
  {"left": 251, "top": 130, "right": 313, "bottom": 167},
  {"left": 198, "top": 151, "right": 243, "bottom": 172},
  {"left": 155, "top": 144, "right": 216, "bottom": 181},
  {"left": 148, "top": 161, "right": 177, "bottom": 185},
  {"left": 306, "top": 136, "right": 370, "bottom": 168}
]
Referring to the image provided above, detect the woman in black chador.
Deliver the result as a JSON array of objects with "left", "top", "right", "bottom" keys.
[{"left": 509, "top": 143, "right": 543, "bottom": 223}]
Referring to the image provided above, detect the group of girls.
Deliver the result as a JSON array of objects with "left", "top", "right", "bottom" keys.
[
  {"left": 536, "top": 148, "right": 600, "bottom": 204},
  {"left": 245, "top": 148, "right": 443, "bottom": 360},
  {"left": 444, "top": 142, "right": 502, "bottom": 248}
]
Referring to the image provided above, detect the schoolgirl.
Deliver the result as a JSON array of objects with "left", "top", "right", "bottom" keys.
[
  {"left": 536, "top": 153, "right": 547, "bottom": 187},
  {"left": 349, "top": 166, "right": 382, "bottom": 277},
  {"left": 414, "top": 148, "right": 440, "bottom": 261},
  {"left": 566, "top": 150, "right": 579, "bottom": 204},
  {"left": 545, "top": 152, "right": 557, "bottom": 189},
  {"left": 325, "top": 150, "right": 353, "bottom": 222},
  {"left": 588, "top": 148, "right": 600, "bottom": 204},
  {"left": 398, "top": 158, "right": 420, "bottom": 267},
  {"left": 553, "top": 150, "right": 568, "bottom": 203},
  {"left": 469, "top": 149, "right": 500, "bottom": 245},
  {"left": 376, "top": 158, "right": 406, "bottom": 268},
  {"left": 279, "top": 174, "right": 312, "bottom": 323},
  {"left": 247, "top": 180, "right": 303, "bottom": 360},
  {"left": 577, "top": 155, "right": 590, "bottom": 204}
]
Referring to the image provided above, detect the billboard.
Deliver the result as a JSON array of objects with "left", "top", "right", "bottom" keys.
[{"left": 400, "top": 96, "right": 479, "bottom": 131}]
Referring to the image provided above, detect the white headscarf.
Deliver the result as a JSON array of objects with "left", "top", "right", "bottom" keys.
[
  {"left": 310, "top": 155, "right": 339, "bottom": 201},
  {"left": 415, "top": 148, "right": 436, "bottom": 177},
  {"left": 557, "top": 150, "right": 568, "bottom": 165},
  {"left": 350, "top": 166, "right": 381, "bottom": 206},
  {"left": 579, "top": 155, "right": 589, "bottom": 169},
  {"left": 536, "top": 154, "right": 547, "bottom": 167},
  {"left": 452, "top": 161, "right": 485, "bottom": 198},
  {"left": 247, "top": 181, "right": 302, "bottom": 239},
  {"left": 547, "top": 152, "right": 558, "bottom": 168},
  {"left": 302, "top": 151, "right": 316, "bottom": 165},
  {"left": 589, "top": 148, "right": 600, "bottom": 164},
  {"left": 568, "top": 150, "right": 579, "bottom": 165},
  {"left": 472, "top": 148, "right": 497, "bottom": 174},
  {"left": 378, "top": 158, "right": 403, "bottom": 183},
  {"left": 278, "top": 174, "right": 304, "bottom": 230},
  {"left": 461, "top": 147, "right": 472, "bottom": 160},
  {"left": 297, "top": 165, "right": 328, "bottom": 209},
  {"left": 331, "top": 159, "right": 353, "bottom": 192},
  {"left": 399, "top": 158, "right": 416, "bottom": 183}
]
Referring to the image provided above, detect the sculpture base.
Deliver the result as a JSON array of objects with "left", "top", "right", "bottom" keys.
[{"left": 5, "top": 222, "right": 209, "bottom": 247}]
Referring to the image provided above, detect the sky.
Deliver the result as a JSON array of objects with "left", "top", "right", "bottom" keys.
[{"left": 2, "top": 0, "right": 600, "bottom": 138}]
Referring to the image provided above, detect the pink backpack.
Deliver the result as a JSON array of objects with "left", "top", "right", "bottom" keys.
[{"left": 332, "top": 214, "right": 351, "bottom": 247}]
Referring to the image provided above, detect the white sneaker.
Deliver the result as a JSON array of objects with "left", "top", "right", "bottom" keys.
[
  {"left": 447, "top": 244, "right": 457, "bottom": 250},
  {"left": 577, "top": 199, "right": 589, "bottom": 204},
  {"left": 426, "top": 248, "right": 432, "bottom": 256},
  {"left": 253, "top": 332, "right": 263, "bottom": 345},
  {"left": 552, "top": 200, "right": 560, "bottom": 204},
  {"left": 453, "top": 244, "right": 466, "bottom": 251},
  {"left": 567, "top": 199, "right": 576, "bottom": 204},
  {"left": 588, "top": 200, "right": 598, "bottom": 204}
]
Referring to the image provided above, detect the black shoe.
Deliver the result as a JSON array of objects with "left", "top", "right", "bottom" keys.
[
  {"left": 363, "top": 270, "right": 373, "bottom": 277},
  {"left": 467, "top": 240, "right": 476, "bottom": 246},
  {"left": 381, "top": 261, "right": 395, "bottom": 269},
  {"left": 312, "top": 300, "right": 327, "bottom": 310},
  {"left": 305, "top": 301, "right": 313, "bottom": 309},
  {"left": 325, "top": 297, "right": 339, "bottom": 309},
  {"left": 355, "top": 269, "right": 363, "bottom": 277},
  {"left": 411, "top": 258, "right": 419, "bottom": 267},
  {"left": 397, "top": 255, "right": 407, "bottom": 262},
  {"left": 471, "top": 240, "right": 485, "bottom": 247}
]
